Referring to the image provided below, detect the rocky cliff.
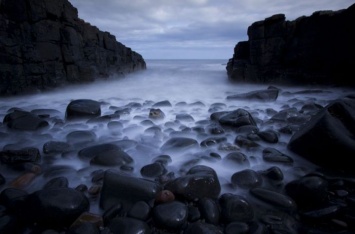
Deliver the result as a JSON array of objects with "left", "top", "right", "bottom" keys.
[
  {"left": 227, "top": 4, "right": 355, "bottom": 86},
  {"left": 0, "top": 0, "right": 146, "bottom": 95}
]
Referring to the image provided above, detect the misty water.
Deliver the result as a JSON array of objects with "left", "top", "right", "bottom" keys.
[{"left": 1, "top": 59, "right": 354, "bottom": 213}]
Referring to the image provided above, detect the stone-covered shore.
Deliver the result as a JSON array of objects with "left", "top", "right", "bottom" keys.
[
  {"left": 0, "top": 0, "right": 146, "bottom": 95},
  {"left": 0, "top": 86, "right": 355, "bottom": 233}
]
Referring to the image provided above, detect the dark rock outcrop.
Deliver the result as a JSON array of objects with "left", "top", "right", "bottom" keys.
[
  {"left": 227, "top": 4, "right": 355, "bottom": 86},
  {"left": 0, "top": 0, "right": 146, "bottom": 95}
]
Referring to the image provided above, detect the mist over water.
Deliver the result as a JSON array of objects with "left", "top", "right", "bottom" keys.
[{"left": 1, "top": 59, "right": 354, "bottom": 212}]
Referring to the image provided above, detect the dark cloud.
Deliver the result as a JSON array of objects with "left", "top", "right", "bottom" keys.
[{"left": 69, "top": 0, "right": 354, "bottom": 59}]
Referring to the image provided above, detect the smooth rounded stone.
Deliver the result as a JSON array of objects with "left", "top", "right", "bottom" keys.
[
  {"left": 210, "top": 111, "right": 229, "bottom": 121},
  {"left": 218, "top": 143, "right": 240, "bottom": 152},
  {"left": 144, "top": 126, "right": 162, "bottom": 134},
  {"left": 226, "top": 87, "right": 279, "bottom": 102},
  {"left": 108, "top": 217, "right": 150, "bottom": 234},
  {"left": 250, "top": 188, "right": 297, "bottom": 211},
  {"left": 165, "top": 165, "right": 221, "bottom": 201},
  {"left": 107, "top": 121, "right": 123, "bottom": 130},
  {"left": 278, "top": 125, "right": 300, "bottom": 135},
  {"left": 301, "top": 205, "right": 341, "bottom": 221},
  {"left": 198, "top": 197, "right": 220, "bottom": 225},
  {"left": 127, "top": 201, "right": 151, "bottom": 221},
  {"left": 234, "top": 135, "right": 260, "bottom": 149},
  {"left": 300, "top": 102, "right": 324, "bottom": 115},
  {"left": 0, "top": 147, "right": 41, "bottom": 164},
  {"left": 225, "top": 222, "right": 250, "bottom": 234},
  {"left": 70, "top": 211, "right": 103, "bottom": 229},
  {"left": 236, "top": 125, "right": 259, "bottom": 134},
  {"left": 160, "top": 137, "right": 198, "bottom": 152},
  {"left": 176, "top": 113, "right": 194, "bottom": 122},
  {"left": 149, "top": 108, "right": 165, "bottom": 119},
  {"left": 78, "top": 143, "right": 121, "bottom": 160},
  {"left": 42, "top": 165, "right": 77, "bottom": 178},
  {"left": 140, "top": 162, "right": 166, "bottom": 178},
  {"left": 65, "top": 99, "right": 101, "bottom": 120},
  {"left": 99, "top": 169, "right": 162, "bottom": 211},
  {"left": 43, "top": 141, "right": 72, "bottom": 154},
  {"left": 260, "top": 214, "right": 298, "bottom": 233},
  {"left": 223, "top": 152, "right": 250, "bottom": 169},
  {"left": 66, "top": 130, "right": 96, "bottom": 144},
  {"left": 125, "top": 102, "right": 142, "bottom": 109},
  {"left": 155, "top": 190, "right": 175, "bottom": 205},
  {"left": 260, "top": 166, "right": 284, "bottom": 182},
  {"left": 153, "top": 100, "right": 172, "bottom": 107},
  {"left": 90, "top": 149, "right": 133, "bottom": 167},
  {"left": 3, "top": 110, "right": 49, "bottom": 131},
  {"left": 208, "top": 125, "right": 225, "bottom": 135},
  {"left": 42, "top": 176, "right": 69, "bottom": 189},
  {"left": 257, "top": 130, "right": 279, "bottom": 143},
  {"left": 113, "top": 107, "right": 131, "bottom": 115},
  {"left": 269, "top": 108, "right": 299, "bottom": 123},
  {"left": 262, "top": 147, "right": 294, "bottom": 164},
  {"left": 27, "top": 188, "right": 90, "bottom": 228},
  {"left": 219, "top": 193, "right": 254, "bottom": 223},
  {"left": 288, "top": 96, "right": 355, "bottom": 172},
  {"left": 102, "top": 203, "right": 124, "bottom": 226},
  {"left": 9, "top": 172, "right": 37, "bottom": 189},
  {"left": 189, "top": 101, "right": 205, "bottom": 107},
  {"left": 218, "top": 109, "right": 257, "bottom": 128},
  {"left": 231, "top": 169, "right": 263, "bottom": 189},
  {"left": 200, "top": 137, "right": 227, "bottom": 147},
  {"left": 67, "top": 222, "right": 100, "bottom": 234},
  {"left": 0, "top": 188, "right": 28, "bottom": 212},
  {"left": 113, "top": 139, "right": 138, "bottom": 150},
  {"left": 187, "top": 205, "right": 201, "bottom": 222},
  {"left": 184, "top": 222, "right": 223, "bottom": 234},
  {"left": 285, "top": 175, "right": 329, "bottom": 208},
  {"left": 152, "top": 155, "right": 172, "bottom": 165},
  {"left": 152, "top": 201, "right": 188, "bottom": 230}
]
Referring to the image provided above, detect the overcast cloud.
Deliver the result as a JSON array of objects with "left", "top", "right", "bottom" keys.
[{"left": 69, "top": 0, "right": 354, "bottom": 59}]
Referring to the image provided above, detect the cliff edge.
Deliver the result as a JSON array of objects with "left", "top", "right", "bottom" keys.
[
  {"left": 0, "top": 0, "right": 146, "bottom": 95},
  {"left": 227, "top": 4, "right": 355, "bottom": 86}
]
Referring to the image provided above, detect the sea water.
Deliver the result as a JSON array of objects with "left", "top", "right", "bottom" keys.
[{"left": 0, "top": 59, "right": 353, "bottom": 211}]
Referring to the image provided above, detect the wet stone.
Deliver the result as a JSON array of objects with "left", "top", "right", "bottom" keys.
[
  {"left": 153, "top": 100, "right": 172, "bottom": 107},
  {"left": 262, "top": 147, "right": 294, "bottom": 164},
  {"left": 108, "top": 217, "right": 151, "bottom": 234},
  {"left": 301, "top": 205, "right": 341, "bottom": 220},
  {"left": 226, "top": 87, "right": 279, "bottom": 102},
  {"left": 65, "top": 99, "right": 101, "bottom": 120},
  {"left": 127, "top": 201, "right": 151, "bottom": 221},
  {"left": 165, "top": 165, "right": 221, "bottom": 201},
  {"left": 43, "top": 141, "right": 72, "bottom": 154},
  {"left": 225, "top": 221, "right": 250, "bottom": 234},
  {"left": 223, "top": 152, "right": 250, "bottom": 169},
  {"left": 42, "top": 176, "right": 69, "bottom": 189},
  {"left": 285, "top": 175, "right": 329, "bottom": 209},
  {"left": 219, "top": 193, "right": 254, "bottom": 223},
  {"left": 149, "top": 108, "right": 165, "bottom": 119},
  {"left": 99, "top": 169, "right": 162, "bottom": 211},
  {"left": 67, "top": 222, "right": 100, "bottom": 234},
  {"left": 66, "top": 130, "right": 96, "bottom": 144},
  {"left": 3, "top": 110, "right": 49, "bottom": 131},
  {"left": 231, "top": 169, "right": 263, "bottom": 189},
  {"left": 140, "top": 162, "right": 166, "bottom": 178},
  {"left": 260, "top": 166, "right": 284, "bottom": 182},
  {"left": 0, "top": 147, "right": 41, "bottom": 164},
  {"left": 234, "top": 135, "right": 260, "bottom": 149},
  {"left": 217, "top": 109, "right": 257, "bottom": 128},
  {"left": 27, "top": 188, "right": 90, "bottom": 228},
  {"left": 160, "top": 137, "right": 198, "bottom": 152},
  {"left": 257, "top": 129, "right": 279, "bottom": 143},
  {"left": 200, "top": 136, "right": 227, "bottom": 147},
  {"left": 90, "top": 149, "right": 133, "bottom": 167},
  {"left": 250, "top": 188, "right": 297, "bottom": 211},
  {"left": 176, "top": 113, "right": 194, "bottom": 122},
  {"left": 78, "top": 143, "right": 121, "bottom": 160},
  {"left": 152, "top": 201, "right": 188, "bottom": 230},
  {"left": 198, "top": 197, "right": 220, "bottom": 225},
  {"left": 152, "top": 154, "right": 172, "bottom": 165},
  {"left": 184, "top": 222, "right": 224, "bottom": 234},
  {"left": 0, "top": 188, "right": 28, "bottom": 213}
]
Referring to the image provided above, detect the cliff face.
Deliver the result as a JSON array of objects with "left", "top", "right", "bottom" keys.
[
  {"left": 0, "top": 0, "right": 146, "bottom": 95},
  {"left": 227, "top": 4, "right": 355, "bottom": 86}
]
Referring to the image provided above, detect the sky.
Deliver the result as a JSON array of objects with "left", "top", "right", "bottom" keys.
[{"left": 69, "top": 0, "right": 354, "bottom": 59}]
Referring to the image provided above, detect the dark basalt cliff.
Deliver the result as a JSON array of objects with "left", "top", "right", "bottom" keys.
[
  {"left": 227, "top": 4, "right": 355, "bottom": 86},
  {"left": 0, "top": 0, "right": 146, "bottom": 95}
]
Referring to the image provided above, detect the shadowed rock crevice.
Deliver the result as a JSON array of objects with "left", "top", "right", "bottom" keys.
[{"left": 0, "top": 0, "right": 146, "bottom": 95}]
